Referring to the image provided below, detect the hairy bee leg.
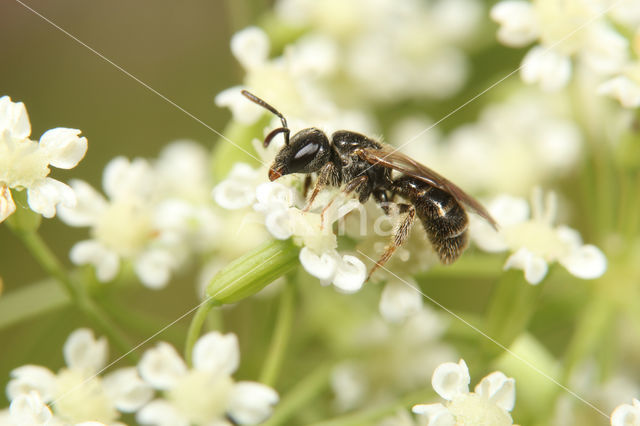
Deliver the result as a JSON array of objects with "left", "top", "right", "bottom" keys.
[
  {"left": 320, "top": 175, "right": 368, "bottom": 229},
  {"left": 302, "top": 175, "right": 313, "bottom": 198},
  {"left": 367, "top": 203, "right": 415, "bottom": 281},
  {"left": 303, "top": 162, "right": 338, "bottom": 212}
]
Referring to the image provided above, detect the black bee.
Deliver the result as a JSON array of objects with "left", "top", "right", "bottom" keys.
[{"left": 242, "top": 90, "right": 498, "bottom": 279}]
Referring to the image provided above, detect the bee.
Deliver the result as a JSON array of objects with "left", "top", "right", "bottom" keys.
[{"left": 242, "top": 90, "right": 498, "bottom": 279}]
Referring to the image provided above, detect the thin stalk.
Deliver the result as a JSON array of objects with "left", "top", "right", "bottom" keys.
[
  {"left": 263, "top": 362, "right": 333, "bottom": 426},
  {"left": 184, "top": 298, "right": 219, "bottom": 366},
  {"left": 260, "top": 281, "right": 296, "bottom": 386},
  {"left": 9, "top": 226, "right": 134, "bottom": 357}
]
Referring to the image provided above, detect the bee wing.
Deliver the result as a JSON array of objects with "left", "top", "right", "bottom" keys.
[{"left": 359, "top": 147, "right": 498, "bottom": 229}]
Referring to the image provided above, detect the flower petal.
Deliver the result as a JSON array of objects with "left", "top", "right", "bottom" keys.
[
  {"left": 474, "top": 371, "right": 516, "bottom": 412},
  {"left": 38, "top": 128, "right": 87, "bottom": 169},
  {"left": 332, "top": 255, "right": 366, "bottom": 293},
  {"left": 611, "top": 399, "right": 640, "bottom": 426},
  {"left": 379, "top": 280, "right": 423, "bottom": 323},
  {"left": 521, "top": 46, "right": 572, "bottom": 91},
  {"left": 27, "top": 178, "right": 76, "bottom": 218},
  {"left": 103, "top": 367, "right": 154, "bottom": 413},
  {"left": 491, "top": 0, "right": 539, "bottom": 47},
  {"left": 431, "top": 359, "right": 470, "bottom": 401},
  {"left": 213, "top": 163, "right": 260, "bottom": 209},
  {"left": 265, "top": 210, "right": 293, "bottom": 239},
  {"left": 504, "top": 247, "right": 548, "bottom": 285},
  {"left": 227, "top": 381, "right": 279, "bottom": 425},
  {"left": 559, "top": 244, "right": 607, "bottom": 280},
  {"left": 412, "top": 403, "right": 456, "bottom": 426},
  {"left": 136, "top": 399, "right": 189, "bottom": 426},
  {"left": 57, "top": 179, "right": 107, "bottom": 226},
  {"left": 102, "top": 156, "right": 155, "bottom": 200},
  {"left": 215, "top": 87, "right": 265, "bottom": 125},
  {"left": 63, "top": 328, "right": 108, "bottom": 373},
  {"left": 7, "top": 366, "right": 56, "bottom": 401},
  {"left": 230, "top": 26, "right": 270, "bottom": 69},
  {"left": 0, "top": 185, "right": 16, "bottom": 223},
  {"left": 134, "top": 249, "right": 175, "bottom": 289},
  {"left": 138, "top": 342, "right": 187, "bottom": 390},
  {"left": 192, "top": 332, "right": 240, "bottom": 375},
  {"left": 0, "top": 96, "right": 31, "bottom": 139},
  {"left": 70, "top": 240, "right": 120, "bottom": 282},
  {"left": 299, "top": 247, "right": 338, "bottom": 281},
  {"left": 9, "top": 391, "right": 53, "bottom": 426}
]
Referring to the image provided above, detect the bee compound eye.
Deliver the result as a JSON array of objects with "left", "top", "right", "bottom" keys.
[{"left": 289, "top": 141, "right": 320, "bottom": 172}]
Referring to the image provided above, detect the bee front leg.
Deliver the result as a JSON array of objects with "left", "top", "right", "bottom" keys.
[
  {"left": 303, "top": 162, "right": 338, "bottom": 212},
  {"left": 367, "top": 203, "right": 415, "bottom": 281},
  {"left": 320, "top": 175, "right": 368, "bottom": 229}
]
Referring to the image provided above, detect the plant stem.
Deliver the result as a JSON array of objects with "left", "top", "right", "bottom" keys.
[
  {"left": 260, "top": 280, "right": 296, "bottom": 386},
  {"left": 309, "top": 388, "right": 435, "bottom": 426},
  {"left": 184, "top": 298, "right": 219, "bottom": 366},
  {"left": 8, "top": 226, "right": 134, "bottom": 357},
  {"left": 263, "top": 362, "right": 333, "bottom": 426}
]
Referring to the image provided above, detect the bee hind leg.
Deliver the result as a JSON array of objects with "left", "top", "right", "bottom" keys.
[{"left": 367, "top": 203, "right": 415, "bottom": 281}]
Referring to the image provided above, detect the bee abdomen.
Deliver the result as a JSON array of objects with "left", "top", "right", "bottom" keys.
[{"left": 428, "top": 229, "right": 469, "bottom": 264}]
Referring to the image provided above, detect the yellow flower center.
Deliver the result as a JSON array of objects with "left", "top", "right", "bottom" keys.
[
  {"left": 92, "top": 198, "right": 154, "bottom": 257},
  {"left": 448, "top": 394, "right": 513, "bottom": 426},
  {"left": 53, "top": 369, "right": 118, "bottom": 424},
  {"left": 0, "top": 135, "right": 50, "bottom": 189},
  {"left": 168, "top": 370, "right": 234, "bottom": 424}
]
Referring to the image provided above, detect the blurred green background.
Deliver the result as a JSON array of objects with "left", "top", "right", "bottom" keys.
[{"left": 0, "top": 0, "right": 275, "bottom": 404}]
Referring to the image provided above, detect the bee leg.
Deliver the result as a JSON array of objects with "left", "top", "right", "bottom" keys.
[
  {"left": 302, "top": 175, "right": 313, "bottom": 198},
  {"left": 373, "top": 189, "right": 392, "bottom": 215},
  {"left": 367, "top": 203, "right": 415, "bottom": 281},
  {"left": 320, "top": 175, "right": 368, "bottom": 229},
  {"left": 303, "top": 162, "right": 338, "bottom": 212}
]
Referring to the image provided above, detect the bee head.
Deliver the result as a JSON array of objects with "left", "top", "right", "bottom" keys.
[{"left": 269, "top": 128, "right": 330, "bottom": 180}]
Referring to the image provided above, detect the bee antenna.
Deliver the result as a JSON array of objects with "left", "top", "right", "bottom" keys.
[{"left": 241, "top": 90, "right": 290, "bottom": 145}]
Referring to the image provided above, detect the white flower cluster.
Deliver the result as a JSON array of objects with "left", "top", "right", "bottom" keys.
[
  {"left": 491, "top": 0, "right": 640, "bottom": 108},
  {"left": 0, "top": 96, "right": 87, "bottom": 223},
  {"left": 1, "top": 329, "right": 278, "bottom": 426},
  {"left": 214, "top": 163, "right": 368, "bottom": 293},
  {"left": 275, "top": 0, "right": 484, "bottom": 102},
  {"left": 58, "top": 141, "right": 220, "bottom": 289},
  {"left": 412, "top": 359, "right": 517, "bottom": 426},
  {"left": 470, "top": 188, "right": 607, "bottom": 284}
]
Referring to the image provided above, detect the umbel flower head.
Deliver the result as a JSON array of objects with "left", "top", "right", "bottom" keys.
[
  {"left": 5, "top": 328, "right": 152, "bottom": 425},
  {"left": 470, "top": 187, "right": 607, "bottom": 284},
  {"left": 0, "top": 96, "right": 87, "bottom": 223},
  {"left": 412, "top": 359, "right": 517, "bottom": 426},
  {"left": 137, "top": 331, "right": 278, "bottom": 426}
]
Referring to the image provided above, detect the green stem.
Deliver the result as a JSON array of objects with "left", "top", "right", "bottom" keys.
[
  {"left": 185, "top": 298, "right": 219, "bottom": 366},
  {"left": 8, "top": 225, "right": 135, "bottom": 358},
  {"left": 483, "top": 269, "right": 546, "bottom": 359},
  {"left": 263, "top": 362, "right": 333, "bottom": 426},
  {"left": 562, "top": 292, "right": 615, "bottom": 383},
  {"left": 260, "top": 281, "right": 296, "bottom": 386},
  {"left": 309, "top": 388, "right": 435, "bottom": 426}
]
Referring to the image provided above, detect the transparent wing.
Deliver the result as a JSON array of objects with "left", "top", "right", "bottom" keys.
[{"left": 359, "top": 146, "right": 498, "bottom": 229}]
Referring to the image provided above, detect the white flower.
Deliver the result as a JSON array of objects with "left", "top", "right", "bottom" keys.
[
  {"left": 412, "top": 359, "right": 516, "bottom": 426},
  {"left": 379, "top": 280, "right": 423, "bottom": 323},
  {"left": 491, "top": 0, "right": 628, "bottom": 91},
  {"left": 470, "top": 188, "right": 607, "bottom": 284},
  {"left": 0, "top": 96, "right": 87, "bottom": 223},
  {"left": 6, "top": 329, "right": 151, "bottom": 425},
  {"left": 611, "top": 398, "right": 640, "bottom": 426},
  {"left": 598, "top": 59, "right": 640, "bottom": 108},
  {"left": 58, "top": 157, "right": 180, "bottom": 288},
  {"left": 137, "top": 332, "right": 278, "bottom": 426}
]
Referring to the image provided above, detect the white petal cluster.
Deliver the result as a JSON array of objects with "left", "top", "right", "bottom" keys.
[
  {"left": 275, "top": 0, "right": 483, "bottom": 101},
  {"left": 58, "top": 141, "right": 220, "bottom": 289},
  {"left": 137, "top": 332, "right": 278, "bottom": 426},
  {"left": 395, "top": 90, "right": 582, "bottom": 196},
  {"left": 215, "top": 168, "right": 369, "bottom": 293},
  {"left": 491, "top": 0, "right": 629, "bottom": 91},
  {"left": 611, "top": 398, "right": 640, "bottom": 426},
  {"left": 598, "top": 32, "right": 640, "bottom": 108},
  {"left": 470, "top": 188, "right": 607, "bottom": 284},
  {"left": 412, "top": 359, "right": 517, "bottom": 426},
  {"left": 0, "top": 96, "right": 87, "bottom": 223},
  {"left": 5, "top": 329, "right": 151, "bottom": 425}
]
